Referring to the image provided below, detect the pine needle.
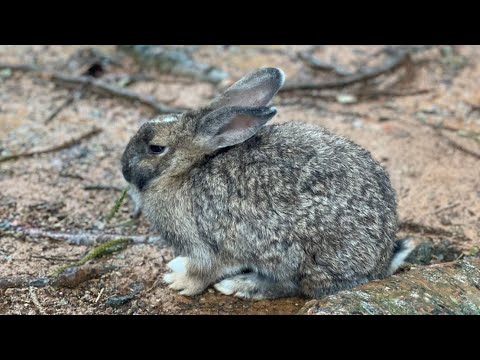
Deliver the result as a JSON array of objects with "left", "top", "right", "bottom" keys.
[{"left": 106, "top": 186, "right": 129, "bottom": 223}]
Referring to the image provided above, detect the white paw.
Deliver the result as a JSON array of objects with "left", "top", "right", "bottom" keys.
[
  {"left": 233, "top": 291, "right": 250, "bottom": 299},
  {"left": 163, "top": 272, "right": 176, "bottom": 285},
  {"left": 213, "top": 279, "right": 236, "bottom": 295},
  {"left": 213, "top": 274, "right": 266, "bottom": 299},
  {"left": 167, "top": 256, "right": 188, "bottom": 273},
  {"left": 163, "top": 271, "right": 189, "bottom": 290},
  {"left": 162, "top": 270, "right": 205, "bottom": 296}
]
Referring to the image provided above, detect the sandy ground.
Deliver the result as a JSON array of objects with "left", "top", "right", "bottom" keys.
[{"left": 0, "top": 45, "right": 479, "bottom": 314}]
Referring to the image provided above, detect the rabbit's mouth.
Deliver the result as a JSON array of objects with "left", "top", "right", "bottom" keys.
[
  {"left": 121, "top": 154, "right": 159, "bottom": 191},
  {"left": 121, "top": 161, "right": 132, "bottom": 183},
  {"left": 122, "top": 168, "right": 151, "bottom": 191},
  {"left": 122, "top": 161, "right": 149, "bottom": 191}
]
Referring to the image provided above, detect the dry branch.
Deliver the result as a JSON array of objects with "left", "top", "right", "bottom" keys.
[
  {"left": 281, "top": 50, "right": 410, "bottom": 92},
  {"left": 0, "top": 63, "right": 186, "bottom": 114},
  {"left": 52, "top": 264, "right": 116, "bottom": 288},
  {"left": 2, "top": 223, "right": 164, "bottom": 246},
  {"left": 420, "top": 122, "right": 480, "bottom": 160},
  {"left": 429, "top": 203, "right": 460, "bottom": 216},
  {"left": 0, "top": 277, "right": 47, "bottom": 289},
  {"left": 0, "top": 264, "right": 116, "bottom": 290},
  {"left": 0, "top": 127, "right": 102, "bottom": 163},
  {"left": 360, "top": 88, "right": 431, "bottom": 100},
  {"left": 298, "top": 51, "right": 353, "bottom": 76},
  {"left": 439, "top": 134, "right": 480, "bottom": 160},
  {"left": 44, "top": 85, "right": 86, "bottom": 124},
  {"left": 398, "top": 220, "right": 470, "bottom": 241}
]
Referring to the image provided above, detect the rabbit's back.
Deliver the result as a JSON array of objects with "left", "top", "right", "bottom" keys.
[{"left": 190, "top": 122, "right": 397, "bottom": 281}]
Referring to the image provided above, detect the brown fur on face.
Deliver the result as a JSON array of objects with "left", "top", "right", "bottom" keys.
[{"left": 121, "top": 108, "right": 212, "bottom": 190}]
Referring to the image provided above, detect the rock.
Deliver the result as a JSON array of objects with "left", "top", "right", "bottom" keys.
[
  {"left": 351, "top": 118, "right": 364, "bottom": 129},
  {"left": 406, "top": 239, "right": 462, "bottom": 265},
  {"left": 0, "top": 68, "right": 12, "bottom": 79},
  {"left": 118, "top": 45, "right": 229, "bottom": 84},
  {"left": 299, "top": 258, "right": 480, "bottom": 315},
  {"left": 106, "top": 282, "right": 144, "bottom": 308},
  {"left": 336, "top": 94, "right": 357, "bottom": 104}
]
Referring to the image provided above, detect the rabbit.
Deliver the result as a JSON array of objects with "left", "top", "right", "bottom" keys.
[{"left": 121, "top": 67, "right": 415, "bottom": 299}]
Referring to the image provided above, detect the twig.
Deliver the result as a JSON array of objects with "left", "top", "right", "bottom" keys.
[
  {"left": 398, "top": 220, "right": 470, "bottom": 241},
  {"left": 83, "top": 184, "right": 124, "bottom": 192},
  {"left": 0, "top": 63, "right": 186, "bottom": 114},
  {"left": 0, "top": 277, "right": 48, "bottom": 290},
  {"left": 416, "top": 120, "right": 480, "bottom": 160},
  {"left": 0, "top": 127, "right": 102, "bottom": 163},
  {"left": 51, "top": 73, "right": 186, "bottom": 113},
  {"left": 95, "top": 288, "right": 105, "bottom": 303},
  {"left": 59, "top": 171, "right": 85, "bottom": 180},
  {"left": 430, "top": 127, "right": 480, "bottom": 160},
  {"left": 0, "top": 264, "right": 117, "bottom": 290},
  {"left": 432, "top": 125, "right": 480, "bottom": 144},
  {"left": 281, "top": 50, "right": 410, "bottom": 92},
  {"left": 437, "top": 126, "right": 480, "bottom": 144},
  {"left": 360, "top": 88, "right": 431, "bottom": 100},
  {"left": 457, "top": 130, "right": 480, "bottom": 144},
  {"left": 53, "top": 264, "right": 116, "bottom": 288},
  {"left": 108, "top": 73, "right": 155, "bottom": 87},
  {"left": 440, "top": 134, "right": 480, "bottom": 160},
  {"left": 298, "top": 51, "right": 353, "bottom": 76},
  {"left": 31, "top": 255, "right": 79, "bottom": 262},
  {"left": 282, "top": 88, "right": 431, "bottom": 104},
  {"left": 1, "top": 222, "right": 164, "bottom": 246},
  {"left": 430, "top": 203, "right": 461, "bottom": 216},
  {"left": 44, "top": 85, "right": 86, "bottom": 124}
]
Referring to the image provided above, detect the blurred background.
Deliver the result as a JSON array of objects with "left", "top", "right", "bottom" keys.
[{"left": 0, "top": 45, "right": 479, "bottom": 314}]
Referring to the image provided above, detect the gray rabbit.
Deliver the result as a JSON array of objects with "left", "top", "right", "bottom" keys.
[{"left": 121, "top": 68, "right": 414, "bottom": 299}]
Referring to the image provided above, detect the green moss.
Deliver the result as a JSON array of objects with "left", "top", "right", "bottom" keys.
[
  {"left": 52, "top": 238, "right": 131, "bottom": 276},
  {"left": 464, "top": 247, "right": 480, "bottom": 257}
]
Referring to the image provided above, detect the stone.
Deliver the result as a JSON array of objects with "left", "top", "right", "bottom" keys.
[{"left": 299, "top": 258, "right": 480, "bottom": 315}]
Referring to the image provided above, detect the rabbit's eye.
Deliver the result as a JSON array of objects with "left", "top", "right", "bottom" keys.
[{"left": 149, "top": 145, "right": 166, "bottom": 155}]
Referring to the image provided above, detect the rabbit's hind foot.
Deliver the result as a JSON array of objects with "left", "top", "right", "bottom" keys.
[{"left": 213, "top": 272, "right": 298, "bottom": 300}]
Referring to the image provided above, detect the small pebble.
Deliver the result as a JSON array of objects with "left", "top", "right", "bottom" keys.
[
  {"left": 337, "top": 94, "right": 357, "bottom": 104},
  {"left": 352, "top": 118, "right": 364, "bottom": 129}
]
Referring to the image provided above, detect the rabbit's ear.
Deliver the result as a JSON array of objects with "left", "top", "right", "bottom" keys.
[
  {"left": 209, "top": 68, "right": 285, "bottom": 109},
  {"left": 196, "top": 106, "right": 277, "bottom": 150}
]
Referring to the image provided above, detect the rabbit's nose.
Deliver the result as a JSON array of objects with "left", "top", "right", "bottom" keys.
[
  {"left": 121, "top": 162, "right": 132, "bottom": 183},
  {"left": 121, "top": 151, "right": 133, "bottom": 183}
]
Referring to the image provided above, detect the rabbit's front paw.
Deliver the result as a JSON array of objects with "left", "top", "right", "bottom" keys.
[
  {"left": 163, "top": 257, "right": 206, "bottom": 296},
  {"left": 163, "top": 272, "right": 205, "bottom": 296},
  {"left": 167, "top": 256, "right": 188, "bottom": 273}
]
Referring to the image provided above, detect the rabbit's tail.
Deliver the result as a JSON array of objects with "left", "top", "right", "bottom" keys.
[{"left": 388, "top": 237, "right": 416, "bottom": 275}]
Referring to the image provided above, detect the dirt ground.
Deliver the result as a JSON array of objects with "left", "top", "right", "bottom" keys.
[{"left": 0, "top": 45, "right": 479, "bottom": 315}]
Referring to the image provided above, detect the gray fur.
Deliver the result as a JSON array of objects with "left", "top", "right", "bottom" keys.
[{"left": 121, "top": 67, "right": 406, "bottom": 299}]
